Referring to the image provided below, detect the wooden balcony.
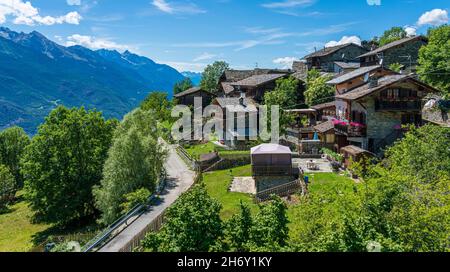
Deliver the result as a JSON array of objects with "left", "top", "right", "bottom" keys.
[
  {"left": 375, "top": 100, "right": 421, "bottom": 111},
  {"left": 334, "top": 123, "right": 367, "bottom": 137}
]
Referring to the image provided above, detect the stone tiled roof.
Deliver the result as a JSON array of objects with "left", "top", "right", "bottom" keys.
[
  {"left": 327, "top": 65, "right": 381, "bottom": 85},
  {"left": 311, "top": 101, "right": 336, "bottom": 110},
  {"left": 214, "top": 97, "right": 258, "bottom": 112},
  {"left": 358, "top": 36, "right": 427, "bottom": 58},
  {"left": 303, "top": 43, "right": 363, "bottom": 59},
  {"left": 221, "top": 82, "right": 235, "bottom": 94},
  {"left": 314, "top": 120, "right": 334, "bottom": 133},
  {"left": 335, "top": 75, "right": 408, "bottom": 101},
  {"left": 334, "top": 61, "right": 360, "bottom": 69},
  {"left": 174, "top": 87, "right": 204, "bottom": 98},
  {"left": 231, "top": 74, "right": 287, "bottom": 87},
  {"left": 422, "top": 96, "right": 450, "bottom": 127},
  {"left": 340, "top": 145, "right": 372, "bottom": 156}
]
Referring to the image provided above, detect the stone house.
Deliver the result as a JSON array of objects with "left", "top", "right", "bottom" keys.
[
  {"left": 174, "top": 87, "right": 215, "bottom": 108},
  {"left": 212, "top": 97, "right": 258, "bottom": 149},
  {"left": 358, "top": 36, "right": 428, "bottom": 71},
  {"left": 302, "top": 43, "right": 368, "bottom": 73},
  {"left": 333, "top": 74, "right": 438, "bottom": 153}
]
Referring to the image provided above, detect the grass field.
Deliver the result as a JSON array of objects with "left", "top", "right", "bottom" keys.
[
  {"left": 0, "top": 196, "right": 51, "bottom": 252},
  {"left": 203, "top": 165, "right": 259, "bottom": 219},
  {"left": 185, "top": 142, "right": 217, "bottom": 160},
  {"left": 202, "top": 165, "right": 357, "bottom": 230}
]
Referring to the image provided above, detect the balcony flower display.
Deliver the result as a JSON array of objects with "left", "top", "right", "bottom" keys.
[
  {"left": 350, "top": 122, "right": 366, "bottom": 128},
  {"left": 332, "top": 118, "right": 348, "bottom": 126}
]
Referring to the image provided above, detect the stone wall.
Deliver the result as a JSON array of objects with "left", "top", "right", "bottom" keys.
[
  {"left": 383, "top": 39, "right": 427, "bottom": 69},
  {"left": 255, "top": 176, "right": 296, "bottom": 192},
  {"left": 315, "top": 45, "right": 368, "bottom": 72}
]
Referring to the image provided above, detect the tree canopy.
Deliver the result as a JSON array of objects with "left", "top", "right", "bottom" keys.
[
  {"left": 173, "top": 78, "right": 194, "bottom": 95},
  {"left": 378, "top": 27, "right": 407, "bottom": 46},
  {"left": 21, "top": 106, "right": 117, "bottom": 225},
  {"left": 0, "top": 126, "right": 30, "bottom": 188},
  {"left": 143, "top": 184, "right": 223, "bottom": 252},
  {"left": 417, "top": 25, "right": 450, "bottom": 97},
  {"left": 200, "top": 61, "right": 229, "bottom": 94},
  {"left": 140, "top": 92, "right": 172, "bottom": 122},
  {"left": 0, "top": 164, "right": 15, "bottom": 210},
  {"left": 304, "top": 69, "right": 335, "bottom": 107},
  {"left": 94, "top": 109, "right": 167, "bottom": 225}
]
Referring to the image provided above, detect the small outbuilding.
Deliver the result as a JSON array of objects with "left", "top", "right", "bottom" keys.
[
  {"left": 340, "top": 145, "right": 374, "bottom": 168},
  {"left": 251, "top": 144, "right": 293, "bottom": 177}
]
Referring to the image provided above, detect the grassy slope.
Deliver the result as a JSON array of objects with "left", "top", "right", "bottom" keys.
[
  {"left": 185, "top": 142, "right": 217, "bottom": 160},
  {"left": 203, "top": 166, "right": 357, "bottom": 237},
  {"left": 203, "top": 165, "right": 259, "bottom": 219},
  {"left": 0, "top": 198, "right": 51, "bottom": 252}
]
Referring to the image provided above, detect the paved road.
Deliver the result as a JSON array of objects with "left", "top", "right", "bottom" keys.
[{"left": 98, "top": 143, "right": 195, "bottom": 252}]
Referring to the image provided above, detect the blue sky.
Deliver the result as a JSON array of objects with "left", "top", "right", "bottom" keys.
[{"left": 0, "top": 0, "right": 448, "bottom": 72}]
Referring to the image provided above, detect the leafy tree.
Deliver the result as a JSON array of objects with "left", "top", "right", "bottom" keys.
[
  {"left": 142, "top": 184, "right": 223, "bottom": 252},
  {"left": 264, "top": 76, "right": 300, "bottom": 131},
  {"left": 225, "top": 201, "right": 253, "bottom": 252},
  {"left": 140, "top": 92, "right": 172, "bottom": 121},
  {"left": 389, "top": 63, "right": 403, "bottom": 73},
  {"left": 378, "top": 27, "right": 407, "bottom": 46},
  {"left": 0, "top": 165, "right": 15, "bottom": 210},
  {"left": 21, "top": 106, "right": 117, "bottom": 225},
  {"left": 94, "top": 109, "right": 167, "bottom": 225},
  {"left": 417, "top": 25, "right": 450, "bottom": 97},
  {"left": 173, "top": 78, "right": 194, "bottom": 95},
  {"left": 304, "top": 69, "right": 335, "bottom": 107},
  {"left": 0, "top": 127, "right": 30, "bottom": 188},
  {"left": 251, "top": 196, "right": 289, "bottom": 251},
  {"left": 200, "top": 61, "right": 229, "bottom": 94},
  {"left": 120, "top": 188, "right": 151, "bottom": 214}
]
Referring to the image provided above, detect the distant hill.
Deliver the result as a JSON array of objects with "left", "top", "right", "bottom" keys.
[
  {"left": 0, "top": 27, "right": 184, "bottom": 134},
  {"left": 181, "top": 71, "right": 202, "bottom": 86}
]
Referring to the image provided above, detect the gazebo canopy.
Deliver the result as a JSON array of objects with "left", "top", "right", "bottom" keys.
[{"left": 251, "top": 144, "right": 291, "bottom": 155}]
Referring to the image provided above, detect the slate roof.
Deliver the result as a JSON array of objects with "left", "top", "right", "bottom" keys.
[
  {"left": 174, "top": 87, "right": 206, "bottom": 98},
  {"left": 422, "top": 96, "right": 450, "bottom": 127},
  {"left": 231, "top": 74, "right": 287, "bottom": 87},
  {"left": 314, "top": 120, "right": 335, "bottom": 133},
  {"left": 214, "top": 97, "right": 258, "bottom": 112},
  {"left": 303, "top": 43, "right": 364, "bottom": 59},
  {"left": 358, "top": 36, "right": 427, "bottom": 58},
  {"left": 327, "top": 65, "right": 381, "bottom": 85},
  {"left": 311, "top": 101, "right": 336, "bottom": 110},
  {"left": 334, "top": 61, "right": 360, "bottom": 69},
  {"left": 221, "top": 82, "right": 235, "bottom": 94},
  {"left": 340, "top": 145, "right": 372, "bottom": 156},
  {"left": 335, "top": 75, "right": 408, "bottom": 100}
]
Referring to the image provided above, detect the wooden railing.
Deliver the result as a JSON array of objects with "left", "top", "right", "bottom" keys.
[{"left": 255, "top": 179, "right": 304, "bottom": 203}]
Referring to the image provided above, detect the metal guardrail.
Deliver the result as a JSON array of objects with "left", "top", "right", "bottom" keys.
[{"left": 82, "top": 175, "right": 167, "bottom": 252}]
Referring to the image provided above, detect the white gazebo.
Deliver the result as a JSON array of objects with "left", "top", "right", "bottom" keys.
[{"left": 250, "top": 144, "right": 292, "bottom": 176}]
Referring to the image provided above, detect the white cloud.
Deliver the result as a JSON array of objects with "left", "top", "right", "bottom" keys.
[
  {"left": 67, "top": 0, "right": 81, "bottom": 6},
  {"left": 65, "top": 34, "right": 132, "bottom": 51},
  {"left": 152, "top": 0, "right": 206, "bottom": 15},
  {"left": 325, "top": 35, "right": 361, "bottom": 48},
  {"left": 193, "top": 52, "right": 217, "bottom": 62},
  {"left": 417, "top": 9, "right": 448, "bottom": 26},
  {"left": 0, "top": 0, "right": 82, "bottom": 25},
  {"left": 262, "top": 0, "right": 315, "bottom": 9},
  {"left": 404, "top": 26, "right": 417, "bottom": 36},
  {"left": 273, "top": 57, "right": 297, "bottom": 69}
]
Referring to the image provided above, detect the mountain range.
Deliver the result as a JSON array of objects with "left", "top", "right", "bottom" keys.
[
  {"left": 0, "top": 27, "right": 185, "bottom": 134},
  {"left": 181, "top": 71, "right": 202, "bottom": 86}
]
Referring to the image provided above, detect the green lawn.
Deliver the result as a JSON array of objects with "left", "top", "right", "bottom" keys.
[
  {"left": 203, "top": 167, "right": 357, "bottom": 230},
  {"left": 203, "top": 165, "right": 259, "bottom": 219},
  {"left": 185, "top": 142, "right": 217, "bottom": 160},
  {"left": 0, "top": 197, "right": 51, "bottom": 252},
  {"left": 0, "top": 193, "right": 99, "bottom": 252}
]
